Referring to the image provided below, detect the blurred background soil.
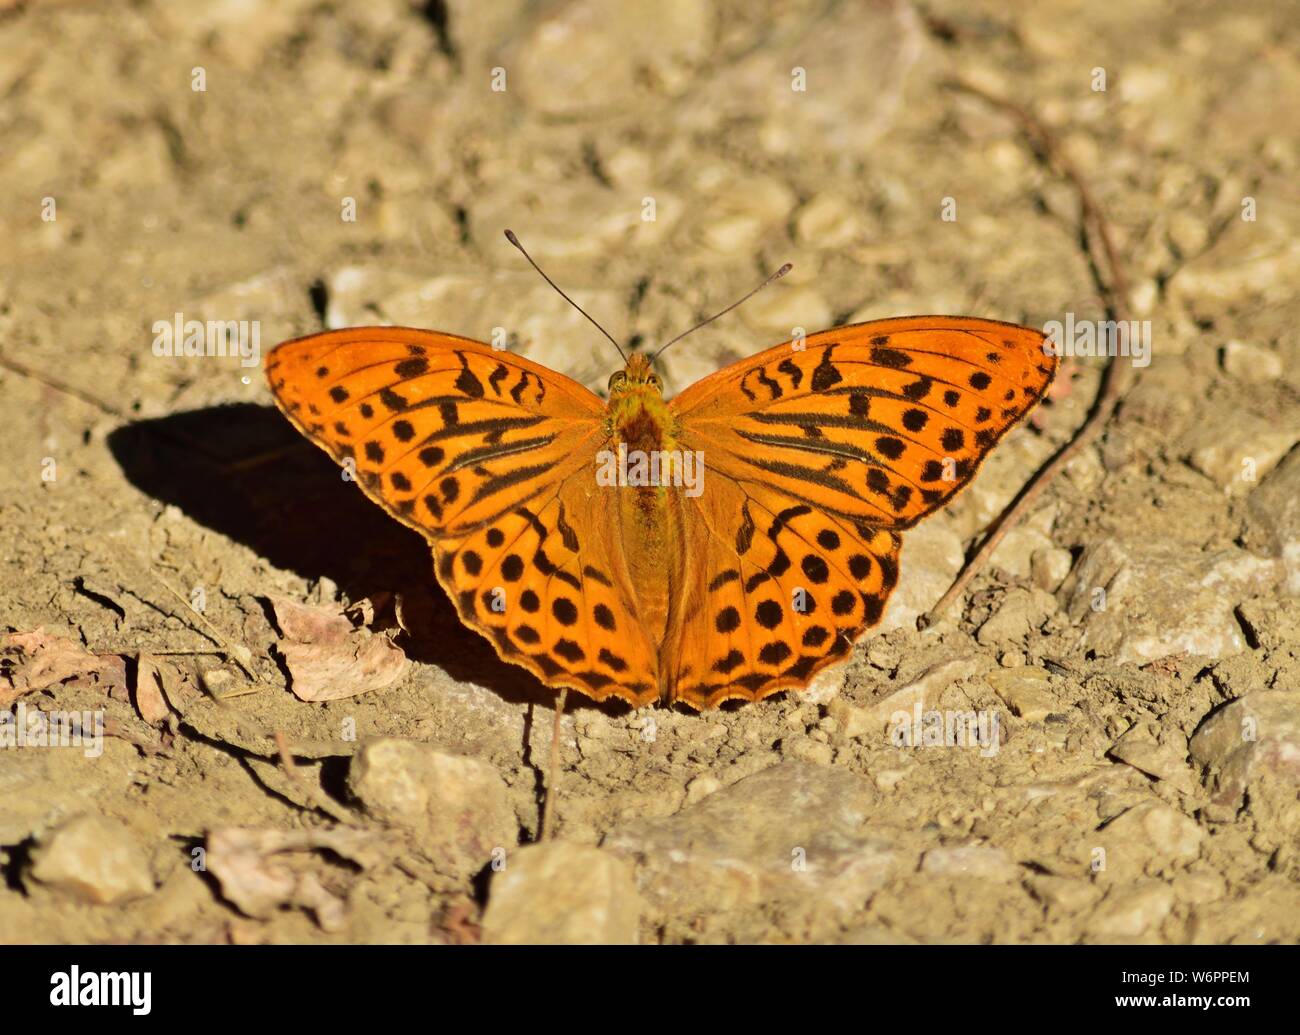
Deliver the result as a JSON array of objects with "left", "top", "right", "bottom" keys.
[{"left": 0, "top": 0, "right": 1297, "bottom": 943}]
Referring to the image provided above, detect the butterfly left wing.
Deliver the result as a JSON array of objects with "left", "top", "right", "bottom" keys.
[
  {"left": 266, "top": 327, "right": 662, "bottom": 706},
  {"left": 663, "top": 316, "right": 1056, "bottom": 708}
]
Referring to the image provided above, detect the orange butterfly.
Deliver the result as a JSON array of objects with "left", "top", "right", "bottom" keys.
[{"left": 266, "top": 257, "right": 1055, "bottom": 710}]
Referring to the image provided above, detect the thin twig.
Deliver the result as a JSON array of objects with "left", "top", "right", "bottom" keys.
[
  {"left": 1, "top": 349, "right": 250, "bottom": 468},
  {"left": 920, "top": 79, "right": 1136, "bottom": 628},
  {"left": 273, "top": 730, "right": 359, "bottom": 826},
  {"left": 151, "top": 575, "right": 257, "bottom": 679},
  {"left": 100, "top": 646, "right": 235, "bottom": 658},
  {"left": 0, "top": 350, "right": 125, "bottom": 418}
]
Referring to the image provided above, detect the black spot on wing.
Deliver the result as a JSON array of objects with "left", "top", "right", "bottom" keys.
[
  {"left": 811, "top": 346, "right": 843, "bottom": 391},
  {"left": 776, "top": 357, "right": 803, "bottom": 389},
  {"left": 454, "top": 352, "right": 485, "bottom": 397},
  {"left": 396, "top": 357, "right": 428, "bottom": 379}
]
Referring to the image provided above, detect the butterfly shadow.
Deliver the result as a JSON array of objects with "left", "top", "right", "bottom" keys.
[{"left": 107, "top": 404, "right": 628, "bottom": 715}]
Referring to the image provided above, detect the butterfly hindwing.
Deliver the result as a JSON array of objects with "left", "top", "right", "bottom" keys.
[
  {"left": 669, "top": 476, "right": 901, "bottom": 709},
  {"left": 435, "top": 481, "right": 661, "bottom": 707}
]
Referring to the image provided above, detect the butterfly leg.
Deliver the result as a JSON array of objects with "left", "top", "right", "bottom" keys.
[{"left": 540, "top": 687, "right": 567, "bottom": 840}]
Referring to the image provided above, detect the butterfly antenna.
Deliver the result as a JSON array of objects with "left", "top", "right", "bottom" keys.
[
  {"left": 652, "top": 262, "right": 793, "bottom": 361},
  {"left": 504, "top": 229, "right": 627, "bottom": 362}
]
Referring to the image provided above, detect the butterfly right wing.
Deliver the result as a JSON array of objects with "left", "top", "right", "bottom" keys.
[
  {"left": 669, "top": 316, "right": 1056, "bottom": 530},
  {"left": 266, "top": 328, "right": 661, "bottom": 706},
  {"left": 661, "top": 316, "right": 1055, "bottom": 708}
]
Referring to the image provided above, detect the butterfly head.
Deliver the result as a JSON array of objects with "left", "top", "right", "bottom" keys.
[{"left": 607, "top": 351, "right": 663, "bottom": 400}]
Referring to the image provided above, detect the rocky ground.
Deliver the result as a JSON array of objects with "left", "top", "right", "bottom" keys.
[{"left": 1, "top": 0, "right": 1298, "bottom": 944}]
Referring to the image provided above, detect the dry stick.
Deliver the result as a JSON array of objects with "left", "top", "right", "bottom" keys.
[
  {"left": 0, "top": 351, "right": 125, "bottom": 418},
  {"left": 113, "top": 646, "right": 231, "bottom": 655},
  {"left": 1, "top": 349, "right": 247, "bottom": 468},
  {"left": 920, "top": 80, "right": 1137, "bottom": 629},
  {"left": 273, "top": 730, "right": 359, "bottom": 826},
  {"left": 151, "top": 574, "right": 257, "bottom": 679},
  {"left": 540, "top": 688, "right": 568, "bottom": 841}
]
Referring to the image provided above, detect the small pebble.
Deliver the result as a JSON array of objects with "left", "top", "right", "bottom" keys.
[
  {"left": 27, "top": 815, "right": 154, "bottom": 905},
  {"left": 482, "top": 843, "right": 643, "bottom": 945},
  {"left": 1221, "top": 340, "right": 1282, "bottom": 383}
]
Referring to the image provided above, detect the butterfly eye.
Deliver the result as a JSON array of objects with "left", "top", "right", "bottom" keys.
[
  {"left": 648, "top": 373, "right": 663, "bottom": 390},
  {"left": 608, "top": 371, "right": 627, "bottom": 390}
]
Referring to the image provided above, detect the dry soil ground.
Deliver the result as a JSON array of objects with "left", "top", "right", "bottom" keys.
[{"left": 1, "top": 0, "right": 1298, "bottom": 943}]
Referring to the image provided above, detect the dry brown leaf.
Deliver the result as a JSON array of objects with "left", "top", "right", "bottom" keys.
[
  {"left": 0, "top": 628, "right": 127, "bottom": 706},
  {"left": 267, "top": 597, "right": 409, "bottom": 701},
  {"left": 206, "top": 826, "right": 391, "bottom": 930},
  {"left": 345, "top": 591, "right": 393, "bottom": 627},
  {"left": 277, "top": 635, "right": 408, "bottom": 702},
  {"left": 268, "top": 596, "right": 353, "bottom": 645},
  {"left": 133, "top": 654, "right": 173, "bottom": 725}
]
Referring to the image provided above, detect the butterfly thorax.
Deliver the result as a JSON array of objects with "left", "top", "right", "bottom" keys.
[
  {"left": 604, "top": 352, "right": 678, "bottom": 464},
  {"left": 603, "top": 352, "right": 680, "bottom": 651}
]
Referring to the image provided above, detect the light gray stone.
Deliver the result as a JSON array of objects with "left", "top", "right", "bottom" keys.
[
  {"left": 876, "top": 519, "right": 965, "bottom": 634},
  {"left": 825, "top": 697, "right": 871, "bottom": 739},
  {"left": 1221, "top": 340, "right": 1283, "bottom": 383},
  {"left": 1089, "top": 882, "right": 1176, "bottom": 938},
  {"left": 605, "top": 762, "right": 897, "bottom": 922},
  {"left": 1189, "top": 692, "right": 1300, "bottom": 836},
  {"left": 920, "top": 845, "right": 1018, "bottom": 881},
  {"left": 987, "top": 666, "right": 1058, "bottom": 722},
  {"left": 794, "top": 192, "right": 863, "bottom": 249},
  {"left": 348, "top": 738, "right": 516, "bottom": 878},
  {"left": 1098, "top": 801, "right": 1204, "bottom": 881},
  {"left": 501, "top": 0, "right": 714, "bottom": 117},
  {"left": 977, "top": 589, "right": 1057, "bottom": 646},
  {"left": 1108, "top": 727, "right": 1197, "bottom": 790},
  {"left": 862, "top": 656, "right": 986, "bottom": 738},
  {"left": 680, "top": 0, "right": 922, "bottom": 157},
  {"left": 27, "top": 814, "right": 154, "bottom": 905},
  {"left": 1031, "top": 546, "right": 1074, "bottom": 592},
  {"left": 1244, "top": 445, "right": 1300, "bottom": 594},
  {"left": 1186, "top": 410, "right": 1299, "bottom": 496},
  {"left": 482, "top": 842, "right": 643, "bottom": 944},
  {"left": 1028, "top": 875, "right": 1103, "bottom": 913},
  {"left": 1063, "top": 537, "right": 1281, "bottom": 664}
]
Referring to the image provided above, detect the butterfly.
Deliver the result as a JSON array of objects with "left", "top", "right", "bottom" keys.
[{"left": 266, "top": 268, "right": 1055, "bottom": 711}]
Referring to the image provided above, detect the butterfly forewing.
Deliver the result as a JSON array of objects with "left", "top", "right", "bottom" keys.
[
  {"left": 671, "top": 317, "right": 1057, "bottom": 530},
  {"left": 266, "top": 328, "right": 606, "bottom": 536}
]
